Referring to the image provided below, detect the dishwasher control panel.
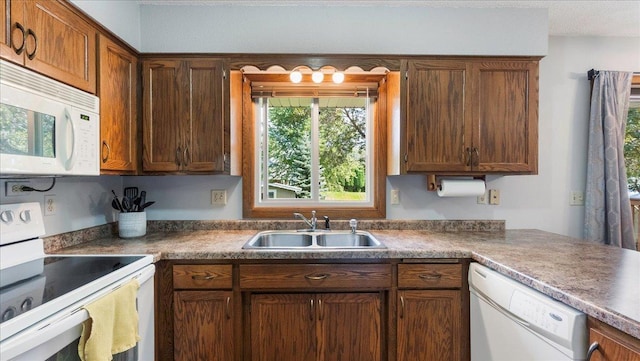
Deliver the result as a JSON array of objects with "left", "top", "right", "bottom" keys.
[{"left": 510, "top": 289, "right": 570, "bottom": 338}]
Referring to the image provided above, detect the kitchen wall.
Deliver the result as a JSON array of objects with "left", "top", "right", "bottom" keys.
[
  {"left": 138, "top": 5, "right": 547, "bottom": 55},
  {"left": 1, "top": 3, "right": 638, "bottom": 239},
  {"left": 70, "top": 0, "right": 142, "bottom": 49}
]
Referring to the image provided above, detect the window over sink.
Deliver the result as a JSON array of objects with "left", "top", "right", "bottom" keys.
[{"left": 241, "top": 66, "right": 392, "bottom": 219}]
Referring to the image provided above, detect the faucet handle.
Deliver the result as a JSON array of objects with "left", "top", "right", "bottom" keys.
[{"left": 349, "top": 218, "right": 358, "bottom": 233}]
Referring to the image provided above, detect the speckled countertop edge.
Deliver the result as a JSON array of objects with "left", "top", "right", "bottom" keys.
[{"left": 46, "top": 221, "right": 640, "bottom": 340}]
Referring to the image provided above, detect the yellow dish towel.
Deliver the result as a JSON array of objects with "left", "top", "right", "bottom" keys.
[{"left": 78, "top": 279, "right": 140, "bottom": 361}]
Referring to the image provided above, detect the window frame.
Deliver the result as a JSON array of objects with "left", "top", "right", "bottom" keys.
[{"left": 241, "top": 71, "right": 389, "bottom": 219}]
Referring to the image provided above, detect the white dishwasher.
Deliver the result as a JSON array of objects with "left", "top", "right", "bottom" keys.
[{"left": 469, "top": 263, "right": 588, "bottom": 361}]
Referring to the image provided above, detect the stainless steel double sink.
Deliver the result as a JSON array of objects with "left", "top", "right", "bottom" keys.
[{"left": 242, "top": 230, "right": 385, "bottom": 250}]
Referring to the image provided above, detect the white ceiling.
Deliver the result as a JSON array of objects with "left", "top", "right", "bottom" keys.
[{"left": 138, "top": 0, "right": 640, "bottom": 37}]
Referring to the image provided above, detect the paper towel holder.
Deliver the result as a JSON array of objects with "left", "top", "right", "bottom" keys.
[{"left": 427, "top": 174, "right": 486, "bottom": 192}]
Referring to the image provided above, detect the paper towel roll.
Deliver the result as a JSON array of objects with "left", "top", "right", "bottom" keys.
[{"left": 436, "top": 179, "right": 486, "bottom": 197}]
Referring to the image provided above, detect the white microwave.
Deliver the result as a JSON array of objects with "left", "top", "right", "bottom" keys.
[{"left": 0, "top": 60, "right": 100, "bottom": 177}]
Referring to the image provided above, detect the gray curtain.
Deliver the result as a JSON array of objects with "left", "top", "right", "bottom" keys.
[{"left": 584, "top": 71, "right": 635, "bottom": 249}]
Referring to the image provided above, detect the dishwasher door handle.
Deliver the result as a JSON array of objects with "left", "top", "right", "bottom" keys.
[{"left": 472, "top": 288, "right": 531, "bottom": 328}]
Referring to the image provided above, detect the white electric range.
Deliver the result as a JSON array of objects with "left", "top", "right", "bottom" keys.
[{"left": 0, "top": 202, "right": 155, "bottom": 361}]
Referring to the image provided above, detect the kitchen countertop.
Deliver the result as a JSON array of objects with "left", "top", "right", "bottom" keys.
[{"left": 50, "top": 226, "right": 640, "bottom": 339}]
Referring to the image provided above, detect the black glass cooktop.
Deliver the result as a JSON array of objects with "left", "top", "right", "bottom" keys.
[{"left": 0, "top": 255, "right": 145, "bottom": 325}]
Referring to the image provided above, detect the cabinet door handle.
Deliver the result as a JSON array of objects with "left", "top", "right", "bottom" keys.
[
  {"left": 305, "top": 273, "right": 329, "bottom": 281},
  {"left": 225, "top": 296, "right": 231, "bottom": 319},
  {"left": 191, "top": 273, "right": 217, "bottom": 280},
  {"left": 318, "top": 298, "right": 323, "bottom": 321},
  {"left": 25, "top": 28, "right": 38, "bottom": 60},
  {"left": 176, "top": 146, "right": 182, "bottom": 167},
  {"left": 465, "top": 147, "right": 472, "bottom": 166},
  {"left": 310, "top": 299, "right": 314, "bottom": 321},
  {"left": 183, "top": 146, "right": 189, "bottom": 166},
  {"left": 11, "top": 22, "right": 26, "bottom": 55},
  {"left": 586, "top": 342, "right": 599, "bottom": 360},
  {"left": 400, "top": 296, "right": 405, "bottom": 319},
  {"left": 101, "top": 141, "right": 110, "bottom": 163},
  {"left": 472, "top": 147, "right": 480, "bottom": 167},
  {"left": 418, "top": 273, "right": 442, "bottom": 281}
]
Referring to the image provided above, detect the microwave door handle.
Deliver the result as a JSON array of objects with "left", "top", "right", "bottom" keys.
[{"left": 64, "top": 108, "right": 76, "bottom": 171}]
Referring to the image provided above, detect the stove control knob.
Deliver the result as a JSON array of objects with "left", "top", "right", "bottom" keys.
[
  {"left": 2, "top": 307, "right": 16, "bottom": 322},
  {"left": 21, "top": 297, "right": 33, "bottom": 312},
  {"left": 20, "top": 210, "right": 31, "bottom": 223},
  {"left": 0, "top": 210, "right": 14, "bottom": 224}
]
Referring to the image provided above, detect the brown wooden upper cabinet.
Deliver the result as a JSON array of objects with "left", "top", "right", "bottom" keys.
[
  {"left": 403, "top": 58, "right": 538, "bottom": 174},
  {"left": 0, "top": 0, "right": 96, "bottom": 93},
  {"left": 142, "top": 58, "right": 229, "bottom": 173},
  {"left": 98, "top": 35, "right": 138, "bottom": 173}
]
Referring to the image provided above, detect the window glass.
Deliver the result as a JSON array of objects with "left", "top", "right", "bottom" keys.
[{"left": 258, "top": 96, "right": 371, "bottom": 205}]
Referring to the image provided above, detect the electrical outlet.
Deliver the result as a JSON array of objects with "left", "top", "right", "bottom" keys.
[
  {"left": 570, "top": 191, "right": 585, "bottom": 206},
  {"left": 211, "top": 190, "right": 227, "bottom": 205},
  {"left": 44, "top": 195, "right": 56, "bottom": 216},
  {"left": 5, "top": 181, "right": 30, "bottom": 196},
  {"left": 477, "top": 191, "right": 488, "bottom": 204},
  {"left": 390, "top": 189, "right": 400, "bottom": 205},
  {"left": 489, "top": 189, "right": 500, "bottom": 205}
]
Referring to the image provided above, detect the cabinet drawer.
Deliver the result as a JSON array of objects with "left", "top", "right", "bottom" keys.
[
  {"left": 239, "top": 264, "right": 392, "bottom": 290},
  {"left": 398, "top": 264, "right": 462, "bottom": 289},
  {"left": 173, "top": 265, "right": 233, "bottom": 289}
]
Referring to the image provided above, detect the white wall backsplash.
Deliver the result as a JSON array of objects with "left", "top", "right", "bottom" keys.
[
  {"left": 0, "top": 176, "right": 122, "bottom": 237},
  {"left": 122, "top": 175, "right": 243, "bottom": 220},
  {"left": 139, "top": 5, "right": 547, "bottom": 55}
]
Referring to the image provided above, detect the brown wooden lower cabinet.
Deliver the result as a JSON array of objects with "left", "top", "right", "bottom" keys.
[
  {"left": 173, "top": 290, "right": 235, "bottom": 361},
  {"left": 588, "top": 317, "right": 640, "bottom": 361},
  {"left": 397, "top": 290, "right": 462, "bottom": 361},
  {"left": 396, "top": 262, "right": 467, "bottom": 361},
  {"left": 158, "top": 260, "right": 473, "bottom": 361},
  {"left": 249, "top": 292, "right": 382, "bottom": 361}
]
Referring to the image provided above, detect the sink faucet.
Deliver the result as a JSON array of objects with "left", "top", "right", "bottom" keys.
[
  {"left": 293, "top": 210, "right": 317, "bottom": 231},
  {"left": 349, "top": 218, "right": 358, "bottom": 234}
]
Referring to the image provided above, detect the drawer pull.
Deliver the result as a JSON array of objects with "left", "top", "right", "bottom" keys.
[
  {"left": 191, "top": 274, "right": 217, "bottom": 281},
  {"left": 305, "top": 273, "right": 329, "bottom": 281},
  {"left": 418, "top": 273, "right": 442, "bottom": 280}
]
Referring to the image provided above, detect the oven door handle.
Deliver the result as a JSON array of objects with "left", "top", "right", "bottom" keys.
[{"left": 0, "top": 307, "right": 89, "bottom": 361}]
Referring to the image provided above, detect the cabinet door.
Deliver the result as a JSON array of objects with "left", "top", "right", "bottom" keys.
[
  {"left": 98, "top": 35, "right": 138, "bottom": 173},
  {"left": 589, "top": 328, "right": 640, "bottom": 361},
  {"left": 472, "top": 60, "right": 538, "bottom": 173},
  {"left": 173, "top": 291, "right": 234, "bottom": 361},
  {"left": 142, "top": 60, "right": 181, "bottom": 172},
  {"left": 0, "top": 1, "right": 22, "bottom": 63},
  {"left": 250, "top": 293, "right": 316, "bottom": 361},
  {"left": 184, "top": 59, "right": 226, "bottom": 172},
  {"left": 21, "top": 0, "right": 96, "bottom": 93},
  {"left": 405, "top": 60, "right": 472, "bottom": 172},
  {"left": 317, "top": 293, "right": 382, "bottom": 361},
  {"left": 397, "top": 290, "right": 462, "bottom": 361}
]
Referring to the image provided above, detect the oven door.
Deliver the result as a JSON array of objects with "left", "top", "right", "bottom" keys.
[{"left": 0, "top": 265, "right": 154, "bottom": 361}]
